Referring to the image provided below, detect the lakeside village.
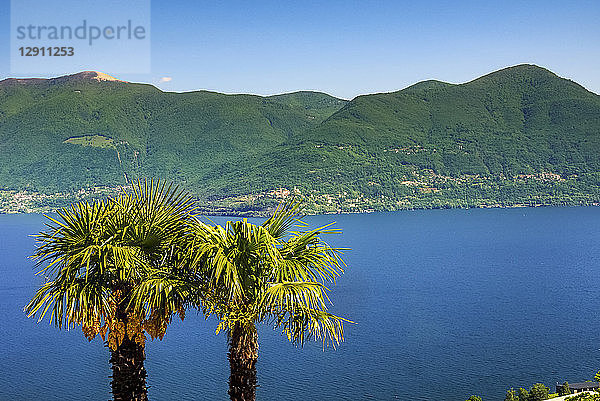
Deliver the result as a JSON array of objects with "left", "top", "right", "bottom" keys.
[
  {"left": 2, "top": 171, "right": 598, "bottom": 216},
  {"left": 0, "top": 185, "right": 373, "bottom": 216}
]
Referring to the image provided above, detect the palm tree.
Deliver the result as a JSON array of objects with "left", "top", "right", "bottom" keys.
[
  {"left": 25, "top": 180, "right": 198, "bottom": 401},
  {"left": 195, "top": 200, "right": 350, "bottom": 401}
]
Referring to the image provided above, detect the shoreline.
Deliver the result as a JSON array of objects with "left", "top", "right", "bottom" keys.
[{"left": 2, "top": 201, "right": 598, "bottom": 218}]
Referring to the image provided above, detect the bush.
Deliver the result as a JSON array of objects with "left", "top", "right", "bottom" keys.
[
  {"left": 529, "top": 383, "right": 549, "bottom": 401},
  {"left": 504, "top": 388, "right": 518, "bottom": 401},
  {"left": 518, "top": 388, "right": 530, "bottom": 401}
]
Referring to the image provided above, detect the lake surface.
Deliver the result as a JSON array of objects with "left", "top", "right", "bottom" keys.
[{"left": 2, "top": 207, "right": 600, "bottom": 401}]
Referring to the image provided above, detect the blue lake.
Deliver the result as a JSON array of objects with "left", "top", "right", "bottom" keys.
[{"left": 2, "top": 207, "right": 600, "bottom": 401}]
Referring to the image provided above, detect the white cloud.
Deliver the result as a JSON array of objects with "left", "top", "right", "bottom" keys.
[{"left": 159, "top": 77, "right": 172, "bottom": 83}]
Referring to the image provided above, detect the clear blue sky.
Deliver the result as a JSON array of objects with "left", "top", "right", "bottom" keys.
[{"left": 1, "top": 0, "right": 599, "bottom": 99}]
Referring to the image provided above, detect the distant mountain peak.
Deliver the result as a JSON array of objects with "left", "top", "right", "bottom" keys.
[
  {"left": 470, "top": 64, "right": 559, "bottom": 83},
  {"left": 0, "top": 71, "right": 124, "bottom": 86},
  {"left": 403, "top": 79, "right": 455, "bottom": 93},
  {"left": 67, "top": 71, "right": 123, "bottom": 82}
]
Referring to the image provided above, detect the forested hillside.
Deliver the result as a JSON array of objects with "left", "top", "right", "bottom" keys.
[{"left": 2, "top": 65, "right": 599, "bottom": 214}]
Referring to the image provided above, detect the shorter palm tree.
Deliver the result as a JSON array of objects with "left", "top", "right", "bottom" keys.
[
  {"left": 195, "top": 200, "right": 350, "bottom": 401},
  {"left": 25, "top": 180, "right": 198, "bottom": 401}
]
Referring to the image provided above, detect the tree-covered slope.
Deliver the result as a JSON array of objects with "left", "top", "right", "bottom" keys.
[
  {"left": 0, "top": 72, "right": 346, "bottom": 195},
  {"left": 297, "top": 64, "right": 600, "bottom": 175},
  {"left": 1, "top": 65, "right": 600, "bottom": 214}
]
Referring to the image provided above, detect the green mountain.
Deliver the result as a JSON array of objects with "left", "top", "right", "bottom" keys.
[{"left": 2, "top": 65, "right": 600, "bottom": 214}]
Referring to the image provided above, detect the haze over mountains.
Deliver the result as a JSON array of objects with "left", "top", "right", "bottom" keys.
[{"left": 1, "top": 66, "right": 599, "bottom": 214}]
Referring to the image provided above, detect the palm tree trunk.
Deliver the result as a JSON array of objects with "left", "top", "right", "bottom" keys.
[
  {"left": 228, "top": 324, "right": 259, "bottom": 401},
  {"left": 109, "top": 335, "right": 148, "bottom": 401},
  {"left": 109, "top": 294, "right": 149, "bottom": 401}
]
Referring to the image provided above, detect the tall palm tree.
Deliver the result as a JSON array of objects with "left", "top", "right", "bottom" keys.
[
  {"left": 25, "top": 180, "right": 198, "bottom": 401},
  {"left": 195, "top": 200, "right": 350, "bottom": 401}
]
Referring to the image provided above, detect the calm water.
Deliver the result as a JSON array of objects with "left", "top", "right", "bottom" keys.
[{"left": 2, "top": 207, "right": 600, "bottom": 401}]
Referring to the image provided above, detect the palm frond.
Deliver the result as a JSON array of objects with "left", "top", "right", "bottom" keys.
[
  {"left": 260, "top": 281, "right": 329, "bottom": 312},
  {"left": 288, "top": 307, "right": 350, "bottom": 347},
  {"left": 262, "top": 198, "right": 305, "bottom": 239},
  {"left": 276, "top": 227, "right": 346, "bottom": 283},
  {"left": 130, "top": 271, "right": 205, "bottom": 320},
  {"left": 26, "top": 179, "right": 202, "bottom": 336},
  {"left": 258, "top": 280, "right": 351, "bottom": 347}
]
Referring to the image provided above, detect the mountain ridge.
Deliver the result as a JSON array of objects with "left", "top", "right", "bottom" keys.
[{"left": 4, "top": 64, "right": 594, "bottom": 98}]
